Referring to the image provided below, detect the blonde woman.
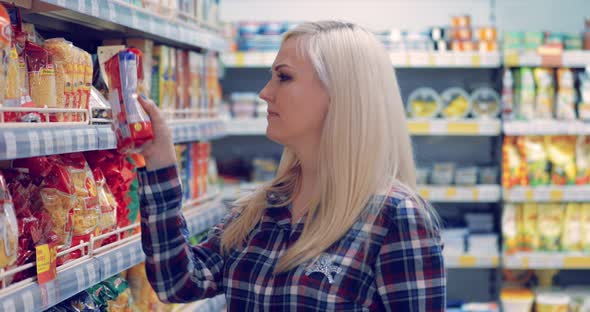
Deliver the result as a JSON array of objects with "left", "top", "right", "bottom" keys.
[{"left": 138, "top": 21, "right": 446, "bottom": 311}]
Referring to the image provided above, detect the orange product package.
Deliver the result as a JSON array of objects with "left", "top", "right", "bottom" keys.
[
  {"left": 93, "top": 167, "right": 117, "bottom": 236},
  {"left": 502, "top": 136, "right": 524, "bottom": 188},
  {"left": 545, "top": 136, "right": 577, "bottom": 185},
  {"left": 0, "top": 172, "right": 18, "bottom": 270},
  {"left": 105, "top": 48, "right": 154, "bottom": 154},
  {"left": 25, "top": 41, "right": 57, "bottom": 110}
]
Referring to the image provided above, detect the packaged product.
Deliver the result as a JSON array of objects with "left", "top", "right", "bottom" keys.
[
  {"left": 576, "top": 136, "right": 590, "bottom": 185},
  {"left": 126, "top": 263, "right": 167, "bottom": 311},
  {"left": 479, "top": 166, "right": 499, "bottom": 184},
  {"left": 562, "top": 203, "right": 584, "bottom": 252},
  {"left": 89, "top": 86, "right": 113, "bottom": 122},
  {"left": 515, "top": 68, "right": 536, "bottom": 120},
  {"left": 441, "top": 87, "right": 471, "bottom": 119},
  {"left": 520, "top": 136, "right": 550, "bottom": 186},
  {"left": 470, "top": 87, "right": 500, "bottom": 118},
  {"left": 125, "top": 38, "right": 153, "bottom": 94},
  {"left": 534, "top": 68, "right": 556, "bottom": 119},
  {"left": 94, "top": 167, "right": 117, "bottom": 235},
  {"left": 73, "top": 47, "right": 85, "bottom": 112},
  {"left": 502, "top": 204, "right": 520, "bottom": 254},
  {"left": 25, "top": 41, "right": 57, "bottom": 109},
  {"left": 47, "top": 290, "right": 98, "bottom": 311},
  {"left": 535, "top": 292, "right": 571, "bottom": 312},
  {"left": 4, "top": 45, "right": 20, "bottom": 112},
  {"left": 455, "top": 166, "right": 478, "bottom": 186},
  {"left": 0, "top": 172, "right": 18, "bottom": 269},
  {"left": 538, "top": 204, "right": 564, "bottom": 252},
  {"left": 167, "top": 47, "right": 177, "bottom": 117},
  {"left": 102, "top": 275, "right": 132, "bottom": 312},
  {"left": 152, "top": 45, "right": 170, "bottom": 108},
  {"left": 583, "top": 204, "right": 590, "bottom": 252},
  {"left": 500, "top": 288, "right": 534, "bottom": 312},
  {"left": 0, "top": 4, "right": 11, "bottom": 111},
  {"left": 97, "top": 45, "right": 125, "bottom": 90},
  {"left": 545, "top": 136, "right": 577, "bottom": 185},
  {"left": 520, "top": 203, "right": 539, "bottom": 251},
  {"left": 556, "top": 68, "right": 577, "bottom": 120},
  {"left": 177, "top": 49, "right": 190, "bottom": 117},
  {"left": 82, "top": 49, "right": 93, "bottom": 111},
  {"left": 502, "top": 137, "right": 524, "bottom": 188},
  {"left": 430, "top": 162, "right": 455, "bottom": 185},
  {"left": 105, "top": 48, "right": 154, "bottom": 154},
  {"left": 580, "top": 69, "right": 590, "bottom": 121},
  {"left": 407, "top": 87, "right": 441, "bottom": 118},
  {"left": 44, "top": 38, "right": 74, "bottom": 121},
  {"left": 189, "top": 51, "right": 203, "bottom": 118}
]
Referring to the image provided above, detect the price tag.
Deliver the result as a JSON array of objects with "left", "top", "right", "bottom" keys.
[
  {"left": 445, "top": 187, "right": 457, "bottom": 198},
  {"left": 131, "top": 11, "right": 139, "bottom": 29},
  {"left": 563, "top": 256, "right": 590, "bottom": 269},
  {"left": 408, "top": 121, "right": 431, "bottom": 134},
  {"left": 235, "top": 52, "right": 245, "bottom": 66},
  {"left": 525, "top": 189, "right": 534, "bottom": 201},
  {"left": 428, "top": 54, "right": 436, "bottom": 66},
  {"left": 472, "top": 54, "right": 481, "bottom": 67},
  {"left": 459, "top": 255, "right": 476, "bottom": 267},
  {"left": 504, "top": 50, "right": 519, "bottom": 67},
  {"left": 538, "top": 43, "right": 563, "bottom": 67},
  {"left": 419, "top": 188, "right": 430, "bottom": 199},
  {"left": 91, "top": 0, "right": 99, "bottom": 17},
  {"left": 491, "top": 256, "right": 499, "bottom": 267},
  {"left": 521, "top": 256, "right": 529, "bottom": 269},
  {"left": 550, "top": 189, "right": 564, "bottom": 201},
  {"left": 78, "top": 0, "right": 86, "bottom": 13},
  {"left": 108, "top": 2, "right": 116, "bottom": 22},
  {"left": 472, "top": 189, "right": 480, "bottom": 201},
  {"left": 36, "top": 244, "right": 57, "bottom": 285},
  {"left": 447, "top": 122, "right": 479, "bottom": 134}
]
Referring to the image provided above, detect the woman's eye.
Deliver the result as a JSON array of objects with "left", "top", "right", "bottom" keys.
[{"left": 278, "top": 73, "right": 291, "bottom": 82}]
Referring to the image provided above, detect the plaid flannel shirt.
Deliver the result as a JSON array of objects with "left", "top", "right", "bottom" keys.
[{"left": 139, "top": 166, "right": 446, "bottom": 311}]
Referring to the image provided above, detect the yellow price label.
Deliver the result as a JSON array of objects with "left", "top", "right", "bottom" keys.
[
  {"left": 419, "top": 188, "right": 430, "bottom": 199},
  {"left": 504, "top": 51, "right": 520, "bottom": 66},
  {"left": 445, "top": 187, "right": 458, "bottom": 198},
  {"left": 491, "top": 256, "right": 499, "bottom": 267},
  {"left": 525, "top": 189, "right": 534, "bottom": 201},
  {"left": 472, "top": 54, "right": 481, "bottom": 67},
  {"left": 472, "top": 189, "right": 480, "bottom": 200},
  {"left": 428, "top": 54, "right": 436, "bottom": 66},
  {"left": 235, "top": 52, "right": 245, "bottom": 66},
  {"left": 408, "top": 121, "right": 431, "bottom": 134},
  {"left": 36, "top": 243, "right": 57, "bottom": 285},
  {"left": 36, "top": 244, "right": 51, "bottom": 274},
  {"left": 405, "top": 54, "right": 412, "bottom": 67},
  {"left": 459, "top": 255, "right": 477, "bottom": 267},
  {"left": 522, "top": 256, "right": 529, "bottom": 269},
  {"left": 447, "top": 122, "right": 479, "bottom": 134},
  {"left": 550, "top": 189, "right": 564, "bottom": 201},
  {"left": 563, "top": 256, "right": 590, "bottom": 269}
]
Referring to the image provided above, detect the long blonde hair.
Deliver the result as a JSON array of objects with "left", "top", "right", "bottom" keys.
[{"left": 221, "top": 21, "right": 437, "bottom": 272}]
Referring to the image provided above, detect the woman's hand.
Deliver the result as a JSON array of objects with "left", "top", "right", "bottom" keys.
[{"left": 138, "top": 95, "right": 177, "bottom": 171}]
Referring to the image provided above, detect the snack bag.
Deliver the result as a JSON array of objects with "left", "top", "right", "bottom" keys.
[
  {"left": 579, "top": 69, "right": 590, "bottom": 121},
  {"left": 516, "top": 67, "right": 536, "bottom": 120},
  {"left": 556, "top": 68, "right": 577, "bottom": 120},
  {"left": 25, "top": 41, "right": 57, "bottom": 109},
  {"left": 576, "top": 136, "right": 590, "bottom": 184},
  {"left": 582, "top": 204, "right": 590, "bottom": 252},
  {"left": 0, "top": 172, "right": 18, "bottom": 269},
  {"left": 503, "top": 204, "right": 520, "bottom": 254},
  {"left": 538, "top": 204, "right": 564, "bottom": 252},
  {"left": 502, "top": 136, "right": 525, "bottom": 188},
  {"left": 40, "top": 161, "right": 76, "bottom": 250},
  {"left": 545, "top": 136, "right": 577, "bottom": 185},
  {"left": 520, "top": 203, "right": 539, "bottom": 251},
  {"left": 94, "top": 168, "right": 117, "bottom": 236},
  {"left": 105, "top": 48, "right": 153, "bottom": 154},
  {"left": 44, "top": 38, "right": 73, "bottom": 121},
  {"left": 562, "top": 203, "right": 583, "bottom": 252},
  {"left": 520, "top": 136, "right": 550, "bottom": 186},
  {"left": 534, "top": 68, "right": 555, "bottom": 119}
]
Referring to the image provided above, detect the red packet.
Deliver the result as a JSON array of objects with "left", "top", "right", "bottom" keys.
[{"left": 35, "top": 243, "right": 57, "bottom": 285}]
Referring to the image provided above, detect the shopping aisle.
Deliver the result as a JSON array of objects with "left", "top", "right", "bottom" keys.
[{"left": 0, "top": 0, "right": 228, "bottom": 311}]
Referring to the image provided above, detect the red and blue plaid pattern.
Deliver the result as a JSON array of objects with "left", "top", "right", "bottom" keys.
[{"left": 139, "top": 166, "right": 446, "bottom": 311}]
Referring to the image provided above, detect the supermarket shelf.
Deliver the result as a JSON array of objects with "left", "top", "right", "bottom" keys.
[
  {"left": 23, "top": 0, "right": 227, "bottom": 51},
  {"left": 0, "top": 125, "right": 105, "bottom": 161},
  {"left": 418, "top": 185, "right": 501, "bottom": 203},
  {"left": 504, "top": 252, "right": 590, "bottom": 269},
  {"left": 503, "top": 185, "right": 590, "bottom": 202},
  {"left": 0, "top": 199, "right": 227, "bottom": 312},
  {"left": 170, "top": 119, "right": 227, "bottom": 143},
  {"left": 504, "top": 50, "right": 590, "bottom": 68},
  {"left": 407, "top": 119, "right": 501, "bottom": 136},
  {"left": 222, "top": 51, "right": 501, "bottom": 68},
  {"left": 503, "top": 120, "right": 590, "bottom": 135},
  {"left": 224, "top": 118, "right": 502, "bottom": 136},
  {"left": 445, "top": 254, "right": 499, "bottom": 269}
]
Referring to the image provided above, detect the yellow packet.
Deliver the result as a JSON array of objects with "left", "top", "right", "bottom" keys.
[
  {"left": 520, "top": 136, "right": 550, "bottom": 186},
  {"left": 534, "top": 68, "right": 555, "bottom": 119},
  {"left": 520, "top": 203, "right": 539, "bottom": 251},
  {"left": 582, "top": 204, "right": 590, "bottom": 252},
  {"left": 562, "top": 203, "right": 583, "bottom": 252},
  {"left": 577, "top": 136, "right": 590, "bottom": 185},
  {"left": 545, "top": 136, "right": 577, "bottom": 185},
  {"left": 538, "top": 204, "right": 564, "bottom": 252},
  {"left": 503, "top": 204, "right": 521, "bottom": 254}
]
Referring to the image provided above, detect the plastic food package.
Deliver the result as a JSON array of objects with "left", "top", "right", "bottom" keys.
[
  {"left": 470, "top": 87, "right": 500, "bottom": 118},
  {"left": 44, "top": 38, "right": 72, "bottom": 121},
  {"left": 89, "top": 86, "right": 113, "bottom": 122},
  {"left": 538, "top": 204, "right": 564, "bottom": 252},
  {"left": 580, "top": 69, "right": 590, "bottom": 121},
  {"left": 126, "top": 263, "right": 168, "bottom": 311},
  {"left": 4, "top": 45, "right": 21, "bottom": 114},
  {"left": 520, "top": 136, "right": 550, "bottom": 186},
  {"left": 501, "top": 69, "right": 515, "bottom": 120},
  {"left": 431, "top": 162, "right": 455, "bottom": 185},
  {"left": 479, "top": 166, "right": 498, "bottom": 184},
  {"left": 502, "top": 137, "right": 524, "bottom": 188},
  {"left": 500, "top": 288, "right": 534, "bottom": 312},
  {"left": 583, "top": 204, "right": 590, "bottom": 252},
  {"left": 562, "top": 203, "right": 583, "bottom": 252},
  {"left": 520, "top": 203, "right": 539, "bottom": 251},
  {"left": 416, "top": 167, "right": 430, "bottom": 185},
  {"left": 535, "top": 292, "right": 571, "bottom": 312},
  {"left": 25, "top": 41, "right": 57, "bottom": 109},
  {"left": 105, "top": 48, "right": 154, "bottom": 154},
  {"left": 577, "top": 136, "right": 590, "bottom": 185},
  {"left": 189, "top": 51, "right": 203, "bottom": 118},
  {"left": 441, "top": 87, "right": 471, "bottom": 119},
  {"left": 0, "top": 5, "right": 11, "bottom": 112},
  {"left": 545, "top": 136, "right": 577, "bottom": 185},
  {"left": 407, "top": 87, "right": 441, "bottom": 118},
  {"left": 455, "top": 166, "right": 478, "bottom": 186},
  {"left": 534, "top": 68, "right": 555, "bottom": 119},
  {"left": 40, "top": 163, "right": 76, "bottom": 250},
  {"left": 502, "top": 204, "right": 519, "bottom": 255},
  {"left": 97, "top": 45, "right": 125, "bottom": 90},
  {"left": 0, "top": 173, "right": 18, "bottom": 269},
  {"left": 516, "top": 68, "right": 536, "bottom": 120},
  {"left": 556, "top": 68, "right": 577, "bottom": 120}
]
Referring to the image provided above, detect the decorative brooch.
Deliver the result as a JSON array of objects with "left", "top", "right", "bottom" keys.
[{"left": 305, "top": 253, "right": 342, "bottom": 284}]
